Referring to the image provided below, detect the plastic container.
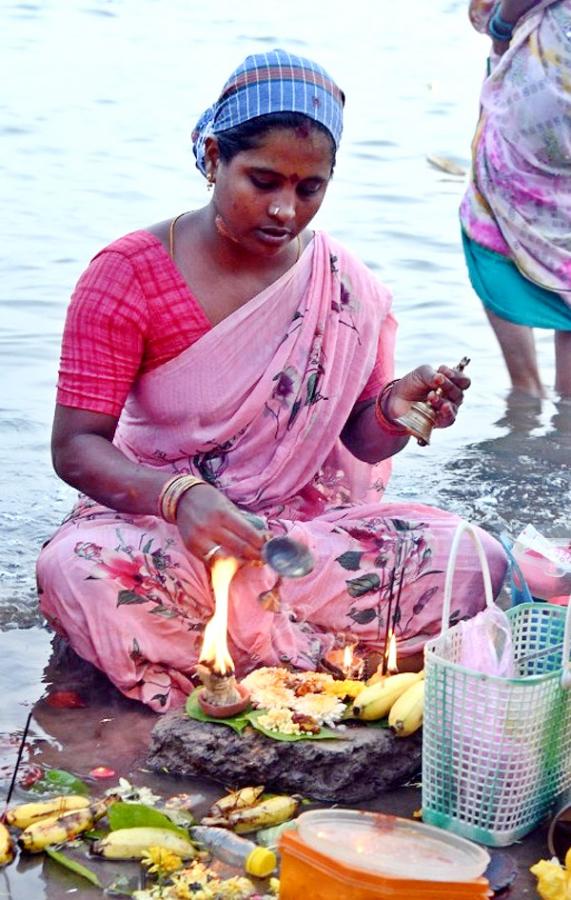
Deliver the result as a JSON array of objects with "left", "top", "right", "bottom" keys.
[
  {"left": 297, "top": 810, "right": 489, "bottom": 882},
  {"left": 422, "top": 522, "right": 571, "bottom": 847},
  {"left": 190, "top": 825, "right": 276, "bottom": 877},
  {"left": 279, "top": 824, "right": 492, "bottom": 899},
  {"left": 512, "top": 535, "right": 571, "bottom": 602}
]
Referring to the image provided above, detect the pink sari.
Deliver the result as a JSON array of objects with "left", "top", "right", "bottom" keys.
[{"left": 37, "top": 232, "right": 506, "bottom": 710}]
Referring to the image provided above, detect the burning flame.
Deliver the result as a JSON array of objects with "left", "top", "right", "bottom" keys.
[
  {"left": 343, "top": 643, "right": 354, "bottom": 676},
  {"left": 386, "top": 630, "right": 398, "bottom": 674},
  {"left": 199, "top": 557, "right": 239, "bottom": 675}
]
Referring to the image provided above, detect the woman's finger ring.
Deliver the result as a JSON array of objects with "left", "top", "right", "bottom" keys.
[{"left": 203, "top": 544, "right": 223, "bottom": 564}]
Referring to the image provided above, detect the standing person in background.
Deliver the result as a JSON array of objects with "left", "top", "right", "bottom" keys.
[{"left": 460, "top": 0, "right": 571, "bottom": 398}]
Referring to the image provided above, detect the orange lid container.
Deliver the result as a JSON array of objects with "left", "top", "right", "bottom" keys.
[{"left": 279, "top": 828, "right": 492, "bottom": 899}]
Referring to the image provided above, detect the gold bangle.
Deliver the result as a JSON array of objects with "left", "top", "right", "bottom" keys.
[
  {"left": 158, "top": 474, "right": 206, "bottom": 523},
  {"left": 374, "top": 379, "right": 409, "bottom": 436}
]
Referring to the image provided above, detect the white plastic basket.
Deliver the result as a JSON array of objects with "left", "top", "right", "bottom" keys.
[{"left": 422, "top": 521, "right": 571, "bottom": 847}]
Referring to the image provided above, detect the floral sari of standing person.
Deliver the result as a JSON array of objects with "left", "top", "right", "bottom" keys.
[
  {"left": 461, "top": 0, "right": 571, "bottom": 398},
  {"left": 37, "top": 49, "right": 507, "bottom": 711}
]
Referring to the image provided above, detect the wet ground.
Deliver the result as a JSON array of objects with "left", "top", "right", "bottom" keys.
[{"left": 0, "top": 624, "right": 559, "bottom": 898}]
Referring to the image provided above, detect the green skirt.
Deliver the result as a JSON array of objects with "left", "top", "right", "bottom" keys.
[{"left": 461, "top": 230, "right": 571, "bottom": 331}]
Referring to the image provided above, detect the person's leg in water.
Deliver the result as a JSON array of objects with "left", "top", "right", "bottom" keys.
[
  {"left": 555, "top": 330, "right": 571, "bottom": 398},
  {"left": 485, "top": 308, "right": 545, "bottom": 398}
]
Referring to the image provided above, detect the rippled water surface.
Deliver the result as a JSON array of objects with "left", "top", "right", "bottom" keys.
[{"left": 0, "top": 1, "right": 569, "bottom": 894}]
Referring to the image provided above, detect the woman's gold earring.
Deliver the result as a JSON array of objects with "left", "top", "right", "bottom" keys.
[{"left": 206, "top": 173, "right": 215, "bottom": 191}]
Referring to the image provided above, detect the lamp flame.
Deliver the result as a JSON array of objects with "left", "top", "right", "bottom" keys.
[
  {"left": 342, "top": 643, "right": 354, "bottom": 676},
  {"left": 386, "top": 630, "right": 398, "bottom": 674},
  {"left": 199, "top": 557, "right": 239, "bottom": 675}
]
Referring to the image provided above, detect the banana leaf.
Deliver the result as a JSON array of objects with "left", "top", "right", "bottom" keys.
[
  {"left": 185, "top": 689, "right": 252, "bottom": 733},
  {"left": 186, "top": 688, "right": 344, "bottom": 741},
  {"left": 108, "top": 801, "right": 189, "bottom": 839},
  {"left": 30, "top": 768, "right": 90, "bottom": 796},
  {"left": 44, "top": 847, "right": 102, "bottom": 887}
]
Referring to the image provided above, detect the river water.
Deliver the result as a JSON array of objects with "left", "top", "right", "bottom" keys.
[{"left": 1, "top": 0, "right": 570, "bottom": 895}]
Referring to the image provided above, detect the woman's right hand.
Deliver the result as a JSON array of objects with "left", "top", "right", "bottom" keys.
[{"left": 175, "top": 483, "right": 266, "bottom": 563}]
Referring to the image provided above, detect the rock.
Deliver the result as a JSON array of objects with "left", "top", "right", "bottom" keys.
[{"left": 147, "top": 713, "right": 422, "bottom": 803}]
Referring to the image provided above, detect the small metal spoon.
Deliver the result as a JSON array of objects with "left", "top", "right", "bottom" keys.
[
  {"left": 241, "top": 510, "right": 315, "bottom": 578},
  {"left": 262, "top": 535, "right": 314, "bottom": 578}
]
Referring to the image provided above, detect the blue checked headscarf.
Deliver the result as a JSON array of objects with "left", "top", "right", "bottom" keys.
[{"left": 192, "top": 49, "right": 345, "bottom": 176}]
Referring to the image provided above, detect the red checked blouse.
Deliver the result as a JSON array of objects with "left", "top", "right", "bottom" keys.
[{"left": 56, "top": 231, "right": 386, "bottom": 417}]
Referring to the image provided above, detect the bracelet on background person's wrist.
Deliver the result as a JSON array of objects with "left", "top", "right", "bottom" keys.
[{"left": 488, "top": 5, "right": 515, "bottom": 41}]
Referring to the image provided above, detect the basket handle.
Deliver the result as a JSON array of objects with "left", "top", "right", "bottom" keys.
[
  {"left": 561, "top": 595, "right": 571, "bottom": 688},
  {"left": 439, "top": 520, "right": 495, "bottom": 637}
]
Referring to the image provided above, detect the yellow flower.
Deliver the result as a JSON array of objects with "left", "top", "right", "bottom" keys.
[
  {"left": 215, "top": 875, "right": 256, "bottom": 898},
  {"left": 142, "top": 846, "right": 184, "bottom": 877},
  {"left": 269, "top": 876, "right": 280, "bottom": 895},
  {"left": 530, "top": 859, "right": 569, "bottom": 899}
]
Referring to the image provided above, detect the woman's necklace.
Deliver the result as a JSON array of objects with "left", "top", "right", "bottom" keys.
[{"left": 295, "top": 233, "right": 302, "bottom": 262}]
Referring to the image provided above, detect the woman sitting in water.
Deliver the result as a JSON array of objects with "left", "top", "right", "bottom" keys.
[{"left": 37, "top": 49, "right": 507, "bottom": 711}]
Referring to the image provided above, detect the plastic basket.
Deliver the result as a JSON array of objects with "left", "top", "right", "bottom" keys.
[{"left": 422, "top": 521, "right": 571, "bottom": 847}]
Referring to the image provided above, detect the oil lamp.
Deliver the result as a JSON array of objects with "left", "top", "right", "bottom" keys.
[
  {"left": 324, "top": 636, "right": 365, "bottom": 680},
  {"left": 395, "top": 356, "right": 470, "bottom": 446},
  {"left": 196, "top": 557, "right": 251, "bottom": 717}
]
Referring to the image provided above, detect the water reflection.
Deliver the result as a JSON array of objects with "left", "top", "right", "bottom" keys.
[{"left": 441, "top": 393, "right": 571, "bottom": 536}]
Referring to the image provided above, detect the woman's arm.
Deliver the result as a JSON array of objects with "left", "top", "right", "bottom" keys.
[
  {"left": 52, "top": 405, "right": 265, "bottom": 560},
  {"left": 341, "top": 365, "right": 470, "bottom": 464},
  {"left": 499, "top": 0, "right": 539, "bottom": 24}
]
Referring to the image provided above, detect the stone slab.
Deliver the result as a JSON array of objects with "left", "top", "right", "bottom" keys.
[{"left": 148, "top": 712, "right": 422, "bottom": 803}]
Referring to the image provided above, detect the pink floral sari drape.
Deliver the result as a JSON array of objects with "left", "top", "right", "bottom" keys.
[
  {"left": 461, "top": 0, "right": 571, "bottom": 301},
  {"left": 37, "top": 232, "right": 506, "bottom": 710}
]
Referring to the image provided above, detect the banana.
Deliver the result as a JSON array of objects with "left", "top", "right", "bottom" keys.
[
  {"left": 388, "top": 679, "right": 425, "bottom": 737},
  {"left": 5, "top": 795, "right": 90, "bottom": 830},
  {"left": 227, "top": 795, "right": 300, "bottom": 834},
  {"left": 93, "top": 827, "right": 197, "bottom": 860},
  {"left": 0, "top": 823, "right": 15, "bottom": 867},
  {"left": 18, "top": 795, "right": 116, "bottom": 853},
  {"left": 352, "top": 672, "right": 423, "bottom": 721},
  {"left": 209, "top": 785, "right": 265, "bottom": 818}
]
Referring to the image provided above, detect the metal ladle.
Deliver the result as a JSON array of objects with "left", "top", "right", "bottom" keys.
[{"left": 241, "top": 511, "right": 315, "bottom": 579}]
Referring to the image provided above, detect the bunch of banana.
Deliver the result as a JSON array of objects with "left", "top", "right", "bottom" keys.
[
  {"left": 93, "top": 826, "right": 197, "bottom": 860},
  {"left": 18, "top": 794, "right": 118, "bottom": 853},
  {"left": 209, "top": 785, "right": 265, "bottom": 818},
  {"left": 0, "top": 823, "right": 15, "bottom": 867},
  {"left": 388, "top": 678, "right": 425, "bottom": 737},
  {"left": 202, "top": 789, "right": 300, "bottom": 834},
  {"left": 352, "top": 671, "right": 423, "bottom": 721},
  {"left": 5, "top": 795, "right": 90, "bottom": 830},
  {"left": 226, "top": 795, "right": 301, "bottom": 834}
]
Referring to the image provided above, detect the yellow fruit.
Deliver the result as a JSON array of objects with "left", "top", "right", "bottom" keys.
[
  {"left": 93, "top": 827, "right": 197, "bottom": 860},
  {"left": 209, "top": 785, "right": 265, "bottom": 817},
  {"left": 5, "top": 795, "right": 90, "bottom": 830},
  {"left": 352, "top": 672, "right": 423, "bottom": 721},
  {"left": 388, "top": 679, "right": 425, "bottom": 737},
  {"left": 227, "top": 795, "right": 300, "bottom": 834},
  {"left": 0, "top": 823, "right": 15, "bottom": 867},
  {"left": 18, "top": 796, "right": 115, "bottom": 853}
]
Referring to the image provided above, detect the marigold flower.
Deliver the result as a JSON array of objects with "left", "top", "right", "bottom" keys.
[{"left": 141, "top": 845, "right": 183, "bottom": 876}]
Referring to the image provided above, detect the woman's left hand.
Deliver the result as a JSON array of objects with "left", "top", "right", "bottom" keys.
[{"left": 385, "top": 364, "right": 471, "bottom": 430}]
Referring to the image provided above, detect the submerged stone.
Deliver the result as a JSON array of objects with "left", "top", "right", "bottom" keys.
[{"left": 147, "top": 713, "right": 422, "bottom": 803}]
